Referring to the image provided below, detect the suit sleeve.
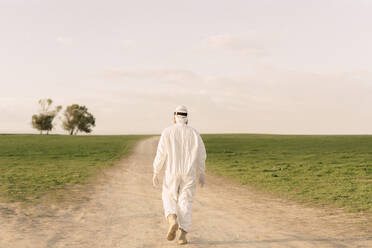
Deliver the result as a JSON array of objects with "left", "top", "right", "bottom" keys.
[
  {"left": 153, "top": 131, "right": 167, "bottom": 175},
  {"left": 197, "top": 134, "right": 207, "bottom": 175}
]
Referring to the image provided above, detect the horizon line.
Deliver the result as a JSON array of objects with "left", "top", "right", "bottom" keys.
[{"left": 1, "top": 132, "right": 371, "bottom": 136}]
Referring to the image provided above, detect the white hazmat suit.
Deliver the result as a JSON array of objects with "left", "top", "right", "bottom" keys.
[{"left": 153, "top": 106, "right": 207, "bottom": 232}]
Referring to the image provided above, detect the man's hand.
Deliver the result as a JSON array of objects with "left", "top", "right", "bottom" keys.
[
  {"left": 199, "top": 173, "right": 205, "bottom": 188},
  {"left": 153, "top": 173, "right": 159, "bottom": 187}
]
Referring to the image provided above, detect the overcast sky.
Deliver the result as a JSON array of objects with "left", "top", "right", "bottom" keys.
[{"left": 1, "top": 0, "right": 371, "bottom": 134}]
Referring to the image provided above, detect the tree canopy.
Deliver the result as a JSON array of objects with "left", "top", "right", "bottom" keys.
[
  {"left": 31, "top": 99, "right": 62, "bottom": 134},
  {"left": 62, "top": 104, "right": 96, "bottom": 135}
]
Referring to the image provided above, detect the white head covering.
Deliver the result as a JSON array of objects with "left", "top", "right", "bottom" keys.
[{"left": 174, "top": 105, "right": 188, "bottom": 124}]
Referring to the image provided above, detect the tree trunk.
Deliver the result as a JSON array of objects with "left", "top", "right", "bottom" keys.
[
  {"left": 47, "top": 130, "right": 49, "bottom": 135},
  {"left": 74, "top": 129, "right": 78, "bottom": 135},
  {"left": 70, "top": 129, "right": 74, "bottom": 135}
]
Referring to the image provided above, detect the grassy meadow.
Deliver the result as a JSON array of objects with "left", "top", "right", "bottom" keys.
[
  {"left": 0, "top": 134, "right": 148, "bottom": 202},
  {"left": 1, "top": 133, "right": 371, "bottom": 213},
  {"left": 203, "top": 134, "right": 372, "bottom": 213}
]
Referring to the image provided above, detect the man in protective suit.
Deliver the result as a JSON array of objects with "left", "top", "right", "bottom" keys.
[{"left": 152, "top": 105, "right": 207, "bottom": 245}]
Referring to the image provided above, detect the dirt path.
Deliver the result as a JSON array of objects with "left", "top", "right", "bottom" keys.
[{"left": 0, "top": 137, "right": 371, "bottom": 248}]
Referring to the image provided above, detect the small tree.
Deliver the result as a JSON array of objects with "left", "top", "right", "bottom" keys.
[
  {"left": 31, "top": 99, "right": 62, "bottom": 135},
  {"left": 62, "top": 104, "right": 95, "bottom": 135}
]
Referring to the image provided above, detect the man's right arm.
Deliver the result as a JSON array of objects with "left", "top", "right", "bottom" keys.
[
  {"left": 197, "top": 133, "right": 207, "bottom": 174},
  {"left": 197, "top": 133, "right": 207, "bottom": 187}
]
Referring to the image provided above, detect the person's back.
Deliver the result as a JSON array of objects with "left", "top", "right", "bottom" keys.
[
  {"left": 161, "top": 123, "right": 204, "bottom": 177},
  {"left": 152, "top": 105, "right": 206, "bottom": 245}
]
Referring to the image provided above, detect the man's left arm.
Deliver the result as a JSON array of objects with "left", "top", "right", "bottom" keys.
[{"left": 152, "top": 131, "right": 167, "bottom": 186}]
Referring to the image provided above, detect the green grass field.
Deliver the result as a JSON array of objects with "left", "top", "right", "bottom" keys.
[
  {"left": 2, "top": 134, "right": 371, "bottom": 214},
  {"left": 0, "top": 134, "right": 148, "bottom": 202},
  {"left": 203, "top": 134, "right": 372, "bottom": 213}
]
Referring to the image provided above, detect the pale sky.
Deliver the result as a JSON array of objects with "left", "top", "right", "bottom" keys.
[{"left": 1, "top": 0, "right": 372, "bottom": 134}]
